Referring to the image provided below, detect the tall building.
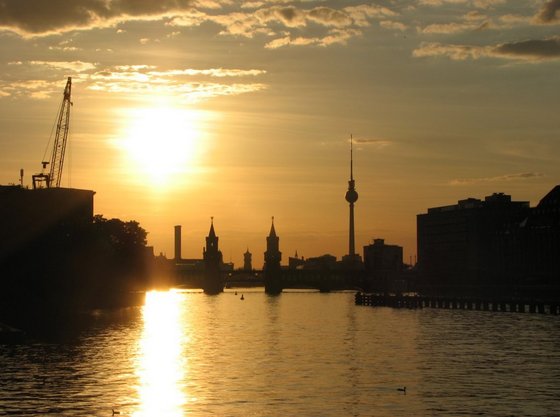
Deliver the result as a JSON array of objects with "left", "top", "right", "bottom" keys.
[
  {"left": 342, "top": 136, "right": 362, "bottom": 267},
  {"left": 417, "top": 192, "right": 530, "bottom": 295},
  {"left": 243, "top": 248, "right": 252, "bottom": 271},
  {"left": 203, "top": 217, "right": 224, "bottom": 294},
  {"left": 264, "top": 217, "right": 281, "bottom": 269},
  {"left": 174, "top": 225, "right": 182, "bottom": 262},
  {"left": 525, "top": 185, "right": 560, "bottom": 286},
  {"left": 363, "top": 238, "right": 403, "bottom": 292},
  {"left": 264, "top": 217, "right": 282, "bottom": 294}
]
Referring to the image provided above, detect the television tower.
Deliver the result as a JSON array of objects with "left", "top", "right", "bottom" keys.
[{"left": 345, "top": 135, "right": 359, "bottom": 260}]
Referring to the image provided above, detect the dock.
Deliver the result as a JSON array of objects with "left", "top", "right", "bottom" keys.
[{"left": 355, "top": 293, "right": 560, "bottom": 315}]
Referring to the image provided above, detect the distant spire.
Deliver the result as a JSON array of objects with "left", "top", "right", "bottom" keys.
[
  {"left": 209, "top": 216, "right": 216, "bottom": 238},
  {"left": 269, "top": 216, "right": 277, "bottom": 237}
]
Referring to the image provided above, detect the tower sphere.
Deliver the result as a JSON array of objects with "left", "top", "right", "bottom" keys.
[{"left": 346, "top": 188, "right": 358, "bottom": 203}]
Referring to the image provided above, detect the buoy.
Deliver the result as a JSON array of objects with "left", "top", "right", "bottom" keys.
[{"left": 240, "top": 294, "right": 244, "bottom": 300}]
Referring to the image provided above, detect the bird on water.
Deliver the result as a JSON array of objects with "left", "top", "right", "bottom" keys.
[
  {"left": 397, "top": 386, "right": 407, "bottom": 394},
  {"left": 112, "top": 408, "right": 120, "bottom": 415}
]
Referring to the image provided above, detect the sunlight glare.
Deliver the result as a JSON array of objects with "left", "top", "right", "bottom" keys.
[
  {"left": 115, "top": 107, "right": 208, "bottom": 187},
  {"left": 135, "top": 290, "right": 187, "bottom": 417}
]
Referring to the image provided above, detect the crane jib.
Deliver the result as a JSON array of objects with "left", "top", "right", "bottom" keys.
[{"left": 32, "top": 77, "right": 72, "bottom": 190}]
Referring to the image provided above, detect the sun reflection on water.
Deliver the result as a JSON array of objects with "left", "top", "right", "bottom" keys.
[{"left": 134, "top": 290, "right": 187, "bottom": 417}]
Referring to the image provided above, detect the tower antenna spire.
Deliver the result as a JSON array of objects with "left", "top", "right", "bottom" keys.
[{"left": 350, "top": 133, "right": 354, "bottom": 181}]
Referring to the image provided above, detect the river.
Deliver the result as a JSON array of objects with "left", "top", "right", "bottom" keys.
[{"left": 1, "top": 289, "right": 559, "bottom": 416}]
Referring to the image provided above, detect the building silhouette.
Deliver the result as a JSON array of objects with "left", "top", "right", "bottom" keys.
[
  {"left": 288, "top": 251, "right": 305, "bottom": 269},
  {"left": 174, "top": 225, "right": 182, "bottom": 261},
  {"left": 417, "top": 188, "right": 560, "bottom": 297},
  {"left": 302, "top": 254, "right": 337, "bottom": 270},
  {"left": 0, "top": 185, "right": 94, "bottom": 262},
  {"left": 363, "top": 238, "right": 403, "bottom": 293},
  {"left": 243, "top": 248, "right": 252, "bottom": 271},
  {"left": 342, "top": 136, "right": 362, "bottom": 268},
  {"left": 264, "top": 217, "right": 282, "bottom": 294},
  {"left": 524, "top": 186, "right": 560, "bottom": 287},
  {"left": 172, "top": 226, "right": 204, "bottom": 279},
  {"left": 202, "top": 217, "right": 224, "bottom": 294}
]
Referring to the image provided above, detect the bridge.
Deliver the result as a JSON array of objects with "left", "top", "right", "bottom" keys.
[{"left": 175, "top": 268, "right": 365, "bottom": 293}]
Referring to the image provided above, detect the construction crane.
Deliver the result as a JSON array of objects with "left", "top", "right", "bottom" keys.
[{"left": 32, "top": 77, "right": 73, "bottom": 189}]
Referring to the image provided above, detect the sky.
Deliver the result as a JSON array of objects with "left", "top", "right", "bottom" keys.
[{"left": 0, "top": 0, "right": 558, "bottom": 268}]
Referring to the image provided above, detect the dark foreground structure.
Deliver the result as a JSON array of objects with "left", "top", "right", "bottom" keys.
[
  {"left": 416, "top": 186, "right": 560, "bottom": 300},
  {"left": 0, "top": 185, "right": 95, "bottom": 260},
  {"left": 0, "top": 185, "right": 151, "bottom": 330}
]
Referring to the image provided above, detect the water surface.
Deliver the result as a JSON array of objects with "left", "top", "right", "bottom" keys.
[{"left": 1, "top": 290, "right": 559, "bottom": 416}]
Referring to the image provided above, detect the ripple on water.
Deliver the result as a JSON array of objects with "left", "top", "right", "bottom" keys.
[{"left": 1, "top": 292, "right": 559, "bottom": 417}]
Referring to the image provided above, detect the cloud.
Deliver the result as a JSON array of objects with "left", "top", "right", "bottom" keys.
[
  {"left": 86, "top": 64, "right": 268, "bottom": 101},
  {"left": 0, "top": 62, "right": 267, "bottom": 101},
  {"left": 418, "top": 0, "right": 468, "bottom": 6},
  {"left": 0, "top": 79, "right": 65, "bottom": 99},
  {"left": 352, "top": 138, "right": 392, "bottom": 148},
  {"left": 307, "top": 7, "right": 354, "bottom": 28},
  {"left": 88, "top": 80, "right": 266, "bottom": 102},
  {"left": 413, "top": 42, "right": 487, "bottom": 60},
  {"left": 534, "top": 0, "right": 560, "bottom": 24},
  {"left": 380, "top": 21, "right": 407, "bottom": 31},
  {"left": 264, "top": 28, "right": 362, "bottom": 49},
  {"left": 343, "top": 4, "right": 397, "bottom": 27},
  {"left": 421, "top": 21, "right": 480, "bottom": 34},
  {"left": 494, "top": 37, "right": 560, "bottom": 58},
  {"left": 193, "top": 0, "right": 225, "bottom": 9},
  {"left": 255, "top": 6, "right": 307, "bottom": 28},
  {"left": 0, "top": 0, "right": 197, "bottom": 37},
  {"left": 499, "top": 14, "right": 530, "bottom": 25},
  {"left": 450, "top": 172, "right": 545, "bottom": 185},
  {"left": 419, "top": 10, "right": 493, "bottom": 34},
  {"left": 27, "top": 60, "right": 96, "bottom": 72},
  {"left": 208, "top": 5, "right": 384, "bottom": 44},
  {"left": 413, "top": 36, "right": 560, "bottom": 61},
  {"left": 241, "top": 1, "right": 265, "bottom": 9},
  {"left": 0, "top": 0, "right": 400, "bottom": 51},
  {"left": 146, "top": 68, "right": 267, "bottom": 77},
  {"left": 472, "top": 0, "right": 506, "bottom": 9}
]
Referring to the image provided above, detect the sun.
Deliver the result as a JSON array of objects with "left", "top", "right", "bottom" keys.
[{"left": 115, "top": 106, "right": 207, "bottom": 187}]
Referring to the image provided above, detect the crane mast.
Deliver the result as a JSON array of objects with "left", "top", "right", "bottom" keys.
[{"left": 32, "top": 77, "right": 72, "bottom": 189}]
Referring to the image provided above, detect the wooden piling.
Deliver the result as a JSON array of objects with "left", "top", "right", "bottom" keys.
[{"left": 354, "top": 293, "right": 558, "bottom": 315}]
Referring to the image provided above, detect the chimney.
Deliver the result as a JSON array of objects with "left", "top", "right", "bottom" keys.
[{"left": 174, "top": 225, "right": 182, "bottom": 261}]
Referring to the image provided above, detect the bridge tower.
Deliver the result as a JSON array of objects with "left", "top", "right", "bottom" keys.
[
  {"left": 264, "top": 217, "right": 282, "bottom": 294},
  {"left": 243, "top": 248, "right": 253, "bottom": 271},
  {"left": 203, "top": 217, "right": 224, "bottom": 294}
]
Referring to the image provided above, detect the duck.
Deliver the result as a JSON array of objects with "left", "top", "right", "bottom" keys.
[
  {"left": 112, "top": 409, "right": 120, "bottom": 415},
  {"left": 397, "top": 386, "right": 406, "bottom": 394}
]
